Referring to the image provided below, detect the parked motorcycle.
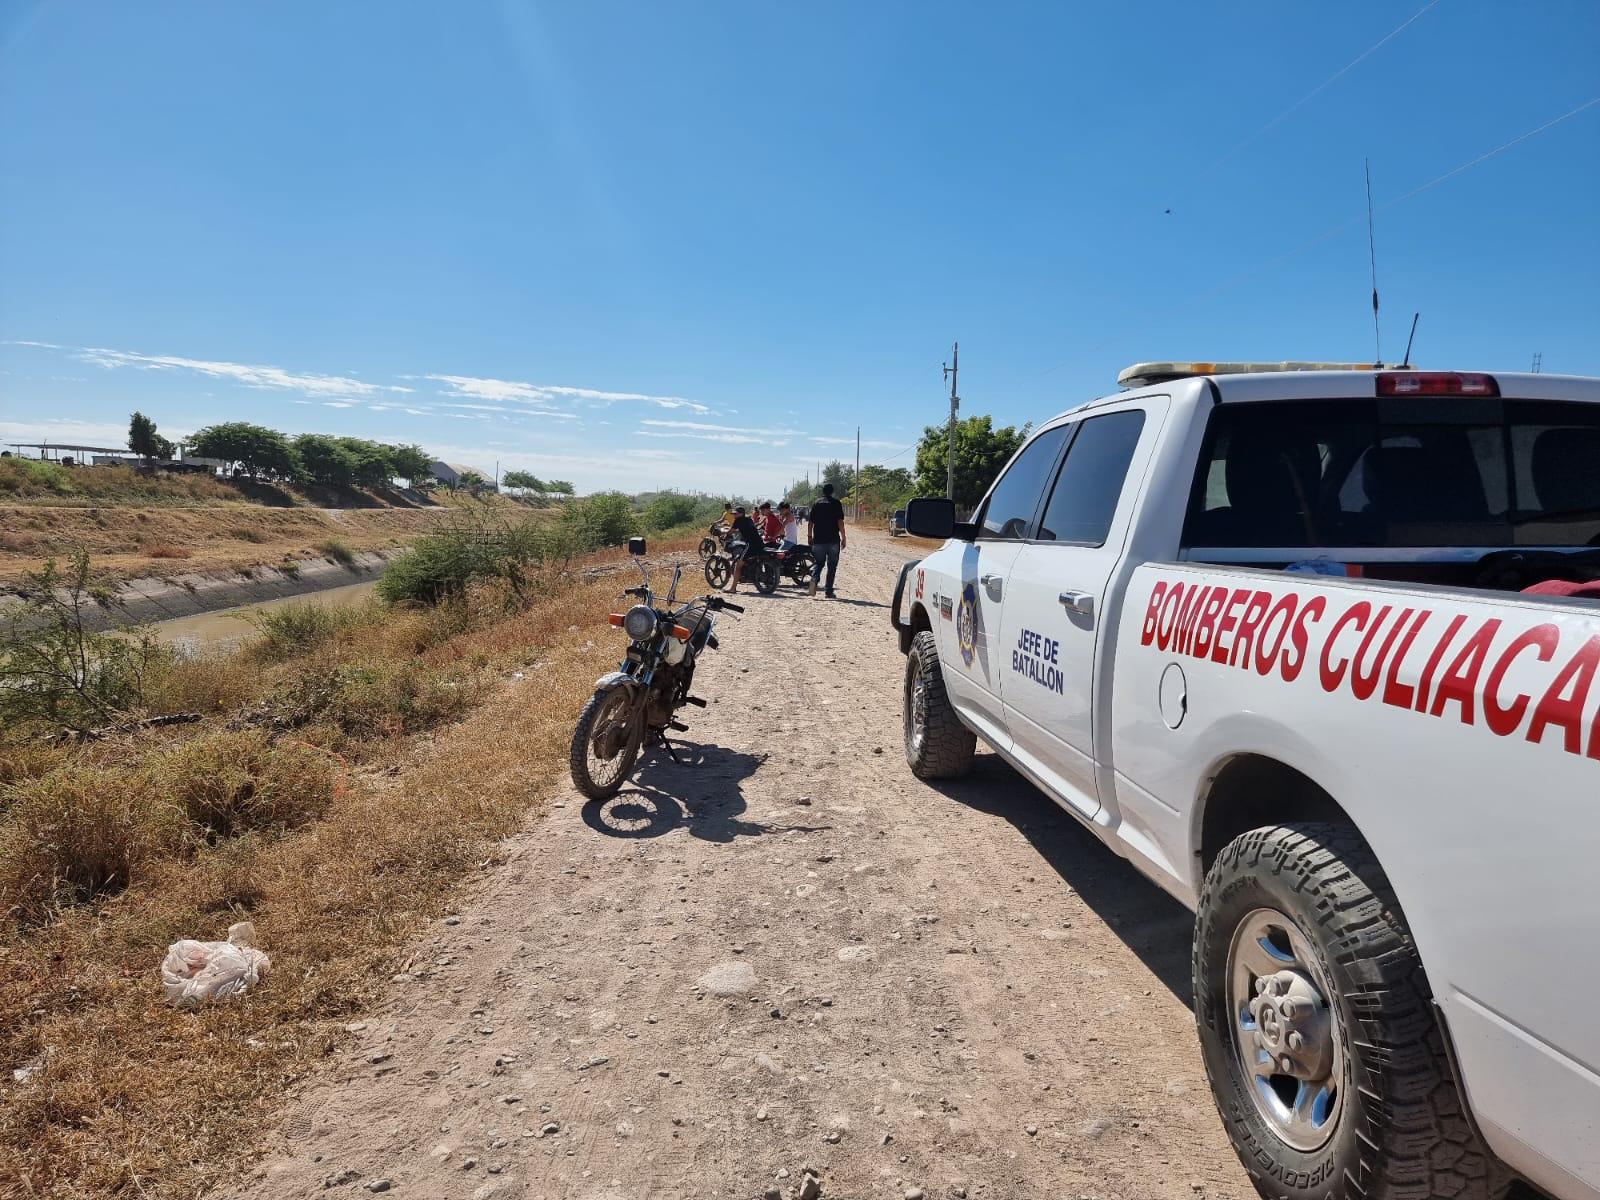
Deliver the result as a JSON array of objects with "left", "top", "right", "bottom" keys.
[
  {"left": 697, "top": 522, "right": 728, "bottom": 561},
  {"left": 569, "top": 537, "right": 742, "bottom": 800},
  {"left": 703, "top": 535, "right": 781, "bottom": 594}
]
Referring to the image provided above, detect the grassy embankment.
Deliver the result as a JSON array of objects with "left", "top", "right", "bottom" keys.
[
  {"left": 0, "top": 500, "right": 704, "bottom": 1197},
  {"left": 0, "top": 457, "right": 460, "bottom": 586}
]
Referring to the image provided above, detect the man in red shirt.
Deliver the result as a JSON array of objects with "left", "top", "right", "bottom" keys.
[{"left": 757, "top": 501, "right": 784, "bottom": 543}]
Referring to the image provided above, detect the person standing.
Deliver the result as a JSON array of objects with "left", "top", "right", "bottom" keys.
[{"left": 806, "top": 483, "right": 846, "bottom": 598}]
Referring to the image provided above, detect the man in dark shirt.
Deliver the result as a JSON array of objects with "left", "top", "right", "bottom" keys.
[
  {"left": 726, "top": 505, "right": 767, "bottom": 593},
  {"left": 806, "top": 483, "right": 846, "bottom": 598}
]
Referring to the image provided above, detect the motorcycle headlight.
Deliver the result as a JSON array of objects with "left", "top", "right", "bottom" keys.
[{"left": 622, "top": 604, "right": 658, "bottom": 641}]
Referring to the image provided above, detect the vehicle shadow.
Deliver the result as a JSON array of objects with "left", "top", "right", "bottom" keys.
[
  {"left": 924, "top": 751, "right": 1197, "bottom": 1007},
  {"left": 824, "top": 597, "right": 887, "bottom": 609},
  {"left": 581, "top": 741, "right": 831, "bottom": 843}
]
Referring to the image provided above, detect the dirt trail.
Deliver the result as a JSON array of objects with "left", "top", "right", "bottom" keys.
[{"left": 235, "top": 531, "right": 1251, "bottom": 1200}]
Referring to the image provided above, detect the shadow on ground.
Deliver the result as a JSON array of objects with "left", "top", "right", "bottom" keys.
[
  {"left": 582, "top": 741, "right": 831, "bottom": 843},
  {"left": 926, "top": 750, "right": 1197, "bottom": 1007}
]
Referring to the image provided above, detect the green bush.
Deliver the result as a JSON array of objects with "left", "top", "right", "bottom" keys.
[
  {"left": 377, "top": 508, "right": 576, "bottom": 606},
  {"left": 0, "top": 550, "right": 167, "bottom": 735},
  {"left": 316, "top": 537, "right": 357, "bottom": 565},
  {"left": 247, "top": 599, "right": 368, "bottom": 661},
  {"left": 641, "top": 491, "right": 700, "bottom": 532},
  {"left": 558, "top": 491, "right": 634, "bottom": 548}
]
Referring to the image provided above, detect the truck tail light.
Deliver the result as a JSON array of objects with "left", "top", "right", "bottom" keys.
[{"left": 1376, "top": 372, "right": 1499, "bottom": 397}]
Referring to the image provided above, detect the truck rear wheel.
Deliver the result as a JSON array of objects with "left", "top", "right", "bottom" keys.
[
  {"left": 1194, "top": 823, "right": 1510, "bottom": 1200},
  {"left": 903, "top": 629, "right": 975, "bottom": 779}
]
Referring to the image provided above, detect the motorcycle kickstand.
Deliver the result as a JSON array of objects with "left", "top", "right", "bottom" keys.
[{"left": 650, "top": 729, "right": 684, "bottom": 764}]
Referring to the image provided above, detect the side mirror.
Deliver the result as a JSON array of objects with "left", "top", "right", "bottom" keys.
[
  {"left": 627, "top": 536, "right": 647, "bottom": 556},
  {"left": 905, "top": 497, "right": 956, "bottom": 539}
]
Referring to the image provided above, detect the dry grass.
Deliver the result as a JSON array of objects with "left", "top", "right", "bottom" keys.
[
  {"left": 0, "top": 535, "right": 697, "bottom": 1198},
  {"left": 141, "top": 541, "right": 193, "bottom": 560},
  {"left": 0, "top": 504, "right": 452, "bottom": 586}
]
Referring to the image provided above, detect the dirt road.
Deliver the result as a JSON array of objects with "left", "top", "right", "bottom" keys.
[{"left": 237, "top": 531, "right": 1252, "bottom": 1200}]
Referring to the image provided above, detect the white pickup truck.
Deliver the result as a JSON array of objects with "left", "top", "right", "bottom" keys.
[{"left": 889, "top": 364, "right": 1600, "bottom": 1200}]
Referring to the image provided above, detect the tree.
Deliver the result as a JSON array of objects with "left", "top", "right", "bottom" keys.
[
  {"left": 783, "top": 476, "right": 818, "bottom": 507},
  {"left": 851, "top": 464, "right": 915, "bottom": 517},
  {"left": 544, "top": 479, "right": 575, "bottom": 496},
  {"left": 390, "top": 443, "right": 432, "bottom": 483},
  {"left": 820, "top": 460, "right": 856, "bottom": 498},
  {"left": 293, "top": 433, "right": 357, "bottom": 486},
  {"left": 502, "top": 469, "right": 546, "bottom": 493},
  {"left": 336, "top": 438, "right": 397, "bottom": 489},
  {"left": 128, "top": 411, "right": 173, "bottom": 460},
  {"left": 190, "top": 421, "right": 300, "bottom": 478},
  {"left": 913, "top": 414, "right": 1030, "bottom": 511}
]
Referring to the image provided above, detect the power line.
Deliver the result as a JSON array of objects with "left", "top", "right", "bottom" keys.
[{"left": 1167, "top": 0, "right": 1444, "bottom": 207}]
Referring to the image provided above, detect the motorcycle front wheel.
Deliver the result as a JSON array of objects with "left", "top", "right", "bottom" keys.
[
  {"left": 697, "top": 535, "right": 718, "bottom": 560},
  {"left": 569, "top": 686, "right": 643, "bottom": 800},
  {"left": 789, "top": 551, "right": 815, "bottom": 586},
  {"left": 704, "top": 555, "right": 733, "bottom": 590},
  {"left": 753, "top": 558, "right": 780, "bottom": 595}
]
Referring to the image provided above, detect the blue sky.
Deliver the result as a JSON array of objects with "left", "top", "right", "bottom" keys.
[{"left": 2, "top": 1, "right": 1596, "bottom": 495}]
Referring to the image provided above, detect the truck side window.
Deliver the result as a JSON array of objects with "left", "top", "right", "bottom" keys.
[
  {"left": 1036, "top": 410, "right": 1146, "bottom": 545},
  {"left": 975, "top": 425, "right": 1068, "bottom": 540}
]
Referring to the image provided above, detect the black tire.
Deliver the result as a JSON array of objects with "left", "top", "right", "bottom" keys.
[
  {"left": 902, "top": 629, "right": 975, "bottom": 779},
  {"left": 568, "top": 685, "right": 642, "bottom": 801},
  {"left": 753, "top": 557, "right": 780, "bottom": 595},
  {"left": 789, "top": 550, "right": 815, "bottom": 586},
  {"left": 1194, "top": 823, "right": 1511, "bottom": 1200},
  {"left": 697, "top": 536, "right": 717, "bottom": 560},
  {"left": 704, "top": 555, "right": 732, "bottom": 590}
]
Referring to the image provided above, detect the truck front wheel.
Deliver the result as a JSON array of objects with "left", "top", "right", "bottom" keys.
[
  {"left": 1193, "top": 823, "right": 1510, "bottom": 1200},
  {"left": 903, "top": 630, "right": 975, "bottom": 779}
]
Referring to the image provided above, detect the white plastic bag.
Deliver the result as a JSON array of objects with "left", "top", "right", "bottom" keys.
[{"left": 161, "top": 921, "right": 271, "bottom": 1007}]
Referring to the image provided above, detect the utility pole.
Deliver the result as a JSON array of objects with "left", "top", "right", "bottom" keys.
[
  {"left": 942, "top": 343, "right": 960, "bottom": 503},
  {"left": 854, "top": 426, "right": 861, "bottom": 520},
  {"left": 1532, "top": 352, "right": 1543, "bottom": 374}
]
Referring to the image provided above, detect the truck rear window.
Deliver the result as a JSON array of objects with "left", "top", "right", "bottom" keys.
[{"left": 1183, "top": 398, "right": 1600, "bottom": 550}]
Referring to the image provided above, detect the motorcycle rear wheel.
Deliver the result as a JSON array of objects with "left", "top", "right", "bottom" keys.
[
  {"left": 704, "top": 555, "right": 733, "bottom": 590},
  {"left": 569, "top": 686, "right": 642, "bottom": 800}
]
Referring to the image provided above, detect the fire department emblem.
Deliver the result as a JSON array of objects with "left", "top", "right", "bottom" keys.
[{"left": 957, "top": 581, "right": 977, "bottom": 666}]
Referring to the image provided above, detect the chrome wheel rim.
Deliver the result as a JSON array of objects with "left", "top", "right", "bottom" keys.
[
  {"left": 1226, "top": 907, "right": 1345, "bottom": 1152},
  {"left": 584, "top": 690, "right": 636, "bottom": 790},
  {"left": 905, "top": 656, "right": 928, "bottom": 756}
]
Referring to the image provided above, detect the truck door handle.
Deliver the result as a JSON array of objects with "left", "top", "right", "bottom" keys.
[
  {"left": 979, "top": 573, "right": 1002, "bottom": 600},
  {"left": 1058, "top": 590, "right": 1094, "bottom": 617}
]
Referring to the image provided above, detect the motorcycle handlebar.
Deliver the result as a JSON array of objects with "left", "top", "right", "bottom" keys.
[{"left": 709, "top": 597, "right": 744, "bottom": 613}]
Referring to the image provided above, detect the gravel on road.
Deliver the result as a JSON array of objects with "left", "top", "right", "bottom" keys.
[{"left": 234, "top": 531, "right": 1250, "bottom": 1200}]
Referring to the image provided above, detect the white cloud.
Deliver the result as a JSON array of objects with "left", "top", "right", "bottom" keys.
[
  {"left": 640, "top": 418, "right": 800, "bottom": 437},
  {"left": 428, "top": 374, "right": 710, "bottom": 413},
  {"left": 65, "top": 344, "right": 413, "bottom": 399},
  {"left": 638, "top": 430, "right": 776, "bottom": 446},
  {"left": 437, "top": 400, "right": 580, "bottom": 419}
]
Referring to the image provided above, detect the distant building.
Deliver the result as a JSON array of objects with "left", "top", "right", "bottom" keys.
[{"left": 428, "top": 460, "right": 478, "bottom": 488}]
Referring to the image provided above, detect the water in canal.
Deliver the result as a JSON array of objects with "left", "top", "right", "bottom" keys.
[{"left": 148, "top": 580, "right": 379, "bottom": 655}]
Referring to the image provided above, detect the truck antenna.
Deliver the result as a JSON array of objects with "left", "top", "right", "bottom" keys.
[
  {"left": 1365, "top": 158, "right": 1382, "bottom": 365},
  {"left": 1401, "top": 312, "right": 1419, "bottom": 368}
]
